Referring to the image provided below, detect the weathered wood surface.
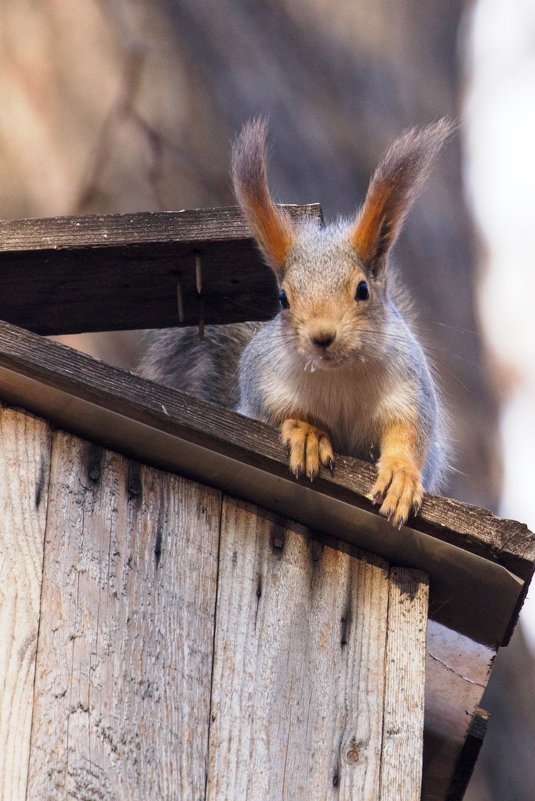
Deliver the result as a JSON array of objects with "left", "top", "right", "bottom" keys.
[
  {"left": 0, "top": 407, "right": 51, "bottom": 801},
  {"left": 0, "top": 206, "right": 321, "bottom": 335},
  {"left": 0, "top": 320, "right": 532, "bottom": 648},
  {"left": 26, "top": 433, "right": 221, "bottom": 801},
  {"left": 207, "top": 498, "right": 390, "bottom": 800},
  {"left": 380, "top": 568, "right": 429, "bottom": 801},
  {"left": 0, "top": 410, "right": 495, "bottom": 801}
]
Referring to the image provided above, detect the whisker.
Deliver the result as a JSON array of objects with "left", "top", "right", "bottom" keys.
[{"left": 430, "top": 321, "right": 481, "bottom": 337}]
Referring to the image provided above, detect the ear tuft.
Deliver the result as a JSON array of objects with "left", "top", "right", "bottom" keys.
[
  {"left": 232, "top": 118, "right": 293, "bottom": 271},
  {"left": 350, "top": 119, "right": 454, "bottom": 270}
]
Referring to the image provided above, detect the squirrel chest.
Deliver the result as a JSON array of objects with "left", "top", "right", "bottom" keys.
[{"left": 248, "top": 345, "right": 391, "bottom": 460}]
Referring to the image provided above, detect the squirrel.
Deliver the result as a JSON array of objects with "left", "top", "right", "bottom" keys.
[{"left": 140, "top": 118, "right": 451, "bottom": 528}]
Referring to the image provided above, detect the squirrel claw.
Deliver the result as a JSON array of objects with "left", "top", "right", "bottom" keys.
[
  {"left": 394, "top": 514, "right": 406, "bottom": 530},
  {"left": 327, "top": 458, "right": 335, "bottom": 477},
  {"left": 281, "top": 419, "right": 334, "bottom": 484},
  {"left": 373, "top": 458, "right": 424, "bottom": 530},
  {"left": 372, "top": 490, "right": 383, "bottom": 506}
]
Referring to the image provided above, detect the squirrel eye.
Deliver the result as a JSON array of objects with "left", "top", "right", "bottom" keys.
[
  {"left": 355, "top": 280, "right": 369, "bottom": 301},
  {"left": 279, "top": 289, "right": 290, "bottom": 309}
]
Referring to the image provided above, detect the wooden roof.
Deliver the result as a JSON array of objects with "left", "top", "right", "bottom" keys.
[{"left": 0, "top": 318, "right": 531, "bottom": 650}]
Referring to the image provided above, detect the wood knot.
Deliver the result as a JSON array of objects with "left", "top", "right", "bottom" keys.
[
  {"left": 35, "top": 459, "right": 46, "bottom": 509},
  {"left": 269, "top": 523, "right": 286, "bottom": 556},
  {"left": 345, "top": 745, "right": 361, "bottom": 764},
  {"left": 344, "top": 736, "right": 366, "bottom": 765}
]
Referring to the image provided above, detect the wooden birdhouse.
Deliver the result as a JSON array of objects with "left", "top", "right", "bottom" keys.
[{"left": 0, "top": 207, "right": 533, "bottom": 801}]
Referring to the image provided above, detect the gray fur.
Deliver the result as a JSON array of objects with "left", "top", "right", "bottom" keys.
[
  {"left": 231, "top": 117, "right": 270, "bottom": 208},
  {"left": 139, "top": 323, "right": 261, "bottom": 408}
]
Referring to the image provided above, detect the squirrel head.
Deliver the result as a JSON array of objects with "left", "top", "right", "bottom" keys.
[{"left": 232, "top": 118, "right": 453, "bottom": 369}]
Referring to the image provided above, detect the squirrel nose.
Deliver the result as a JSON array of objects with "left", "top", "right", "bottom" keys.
[{"left": 311, "top": 331, "right": 336, "bottom": 349}]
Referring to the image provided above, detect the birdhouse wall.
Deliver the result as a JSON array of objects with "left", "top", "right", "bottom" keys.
[{"left": 0, "top": 405, "right": 428, "bottom": 801}]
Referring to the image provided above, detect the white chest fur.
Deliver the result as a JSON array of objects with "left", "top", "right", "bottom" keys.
[{"left": 261, "top": 354, "right": 388, "bottom": 458}]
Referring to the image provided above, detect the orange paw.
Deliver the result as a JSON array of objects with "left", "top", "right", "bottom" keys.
[
  {"left": 281, "top": 419, "right": 334, "bottom": 481},
  {"left": 371, "top": 457, "right": 423, "bottom": 529}
]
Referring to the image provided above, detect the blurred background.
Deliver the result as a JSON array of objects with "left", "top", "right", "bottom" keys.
[{"left": 0, "top": 0, "right": 534, "bottom": 797}]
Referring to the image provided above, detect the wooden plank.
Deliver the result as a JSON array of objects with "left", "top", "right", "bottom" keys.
[
  {"left": 0, "top": 407, "right": 51, "bottom": 801},
  {"left": 380, "top": 568, "right": 429, "bottom": 801},
  {"left": 207, "top": 497, "right": 390, "bottom": 801},
  {"left": 0, "top": 320, "right": 531, "bottom": 648},
  {"left": 0, "top": 205, "right": 321, "bottom": 335},
  {"left": 445, "top": 708, "right": 489, "bottom": 801},
  {"left": 26, "top": 432, "right": 221, "bottom": 801},
  {"left": 423, "top": 623, "right": 494, "bottom": 801}
]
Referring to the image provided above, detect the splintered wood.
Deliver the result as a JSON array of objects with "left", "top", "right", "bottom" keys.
[{"left": 0, "top": 409, "right": 429, "bottom": 801}]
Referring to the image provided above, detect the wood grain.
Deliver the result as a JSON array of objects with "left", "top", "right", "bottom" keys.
[
  {"left": 26, "top": 432, "right": 221, "bottom": 801},
  {"left": 0, "top": 407, "right": 51, "bottom": 801},
  {"left": 0, "top": 408, "right": 486, "bottom": 800},
  {"left": 0, "top": 319, "right": 531, "bottom": 647},
  {"left": 0, "top": 205, "right": 321, "bottom": 334},
  {"left": 380, "top": 568, "right": 429, "bottom": 801},
  {"left": 207, "top": 497, "right": 391, "bottom": 801}
]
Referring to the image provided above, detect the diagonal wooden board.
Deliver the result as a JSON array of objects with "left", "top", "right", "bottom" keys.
[{"left": 0, "top": 320, "right": 532, "bottom": 650}]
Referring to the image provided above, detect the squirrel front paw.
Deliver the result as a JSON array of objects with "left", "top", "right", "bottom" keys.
[
  {"left": 281, "top": 419, "right": 334, "bottom": 481},
  {"left": 371, "top": 457, "right": 424, "bottom": 529}
]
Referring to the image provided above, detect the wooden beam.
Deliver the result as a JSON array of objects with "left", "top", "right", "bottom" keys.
[
  {"left": 0, "top": 206, "right": 321, "bottom": 335},
  {"left": 0, "top": 409, "right": 51, "bottom": 801},
  {"left": 380, "top": 569, "right": 429, "bottom": 801},
  {"left": 423, "top": 623, "right": 493, "bottom": 801},
  {"left": 0, "top": 319, "right": 533, "bottom": 648},
  {"left": 206, "top": 498, "right": 391, "bottom": 800},
  {"left": 445, "top": 709, "right": 490, "bottom": 801},
  {"left": 27, "top": 432, "right": 222, "bottom": 800}
]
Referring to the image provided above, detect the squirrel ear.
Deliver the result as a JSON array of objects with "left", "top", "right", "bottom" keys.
[
  {"left": 232, "top": 119, "right": 294, "bottom": 272},
  {"left": 349, "top": 119, "right": 454, "bottom": 272}
]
